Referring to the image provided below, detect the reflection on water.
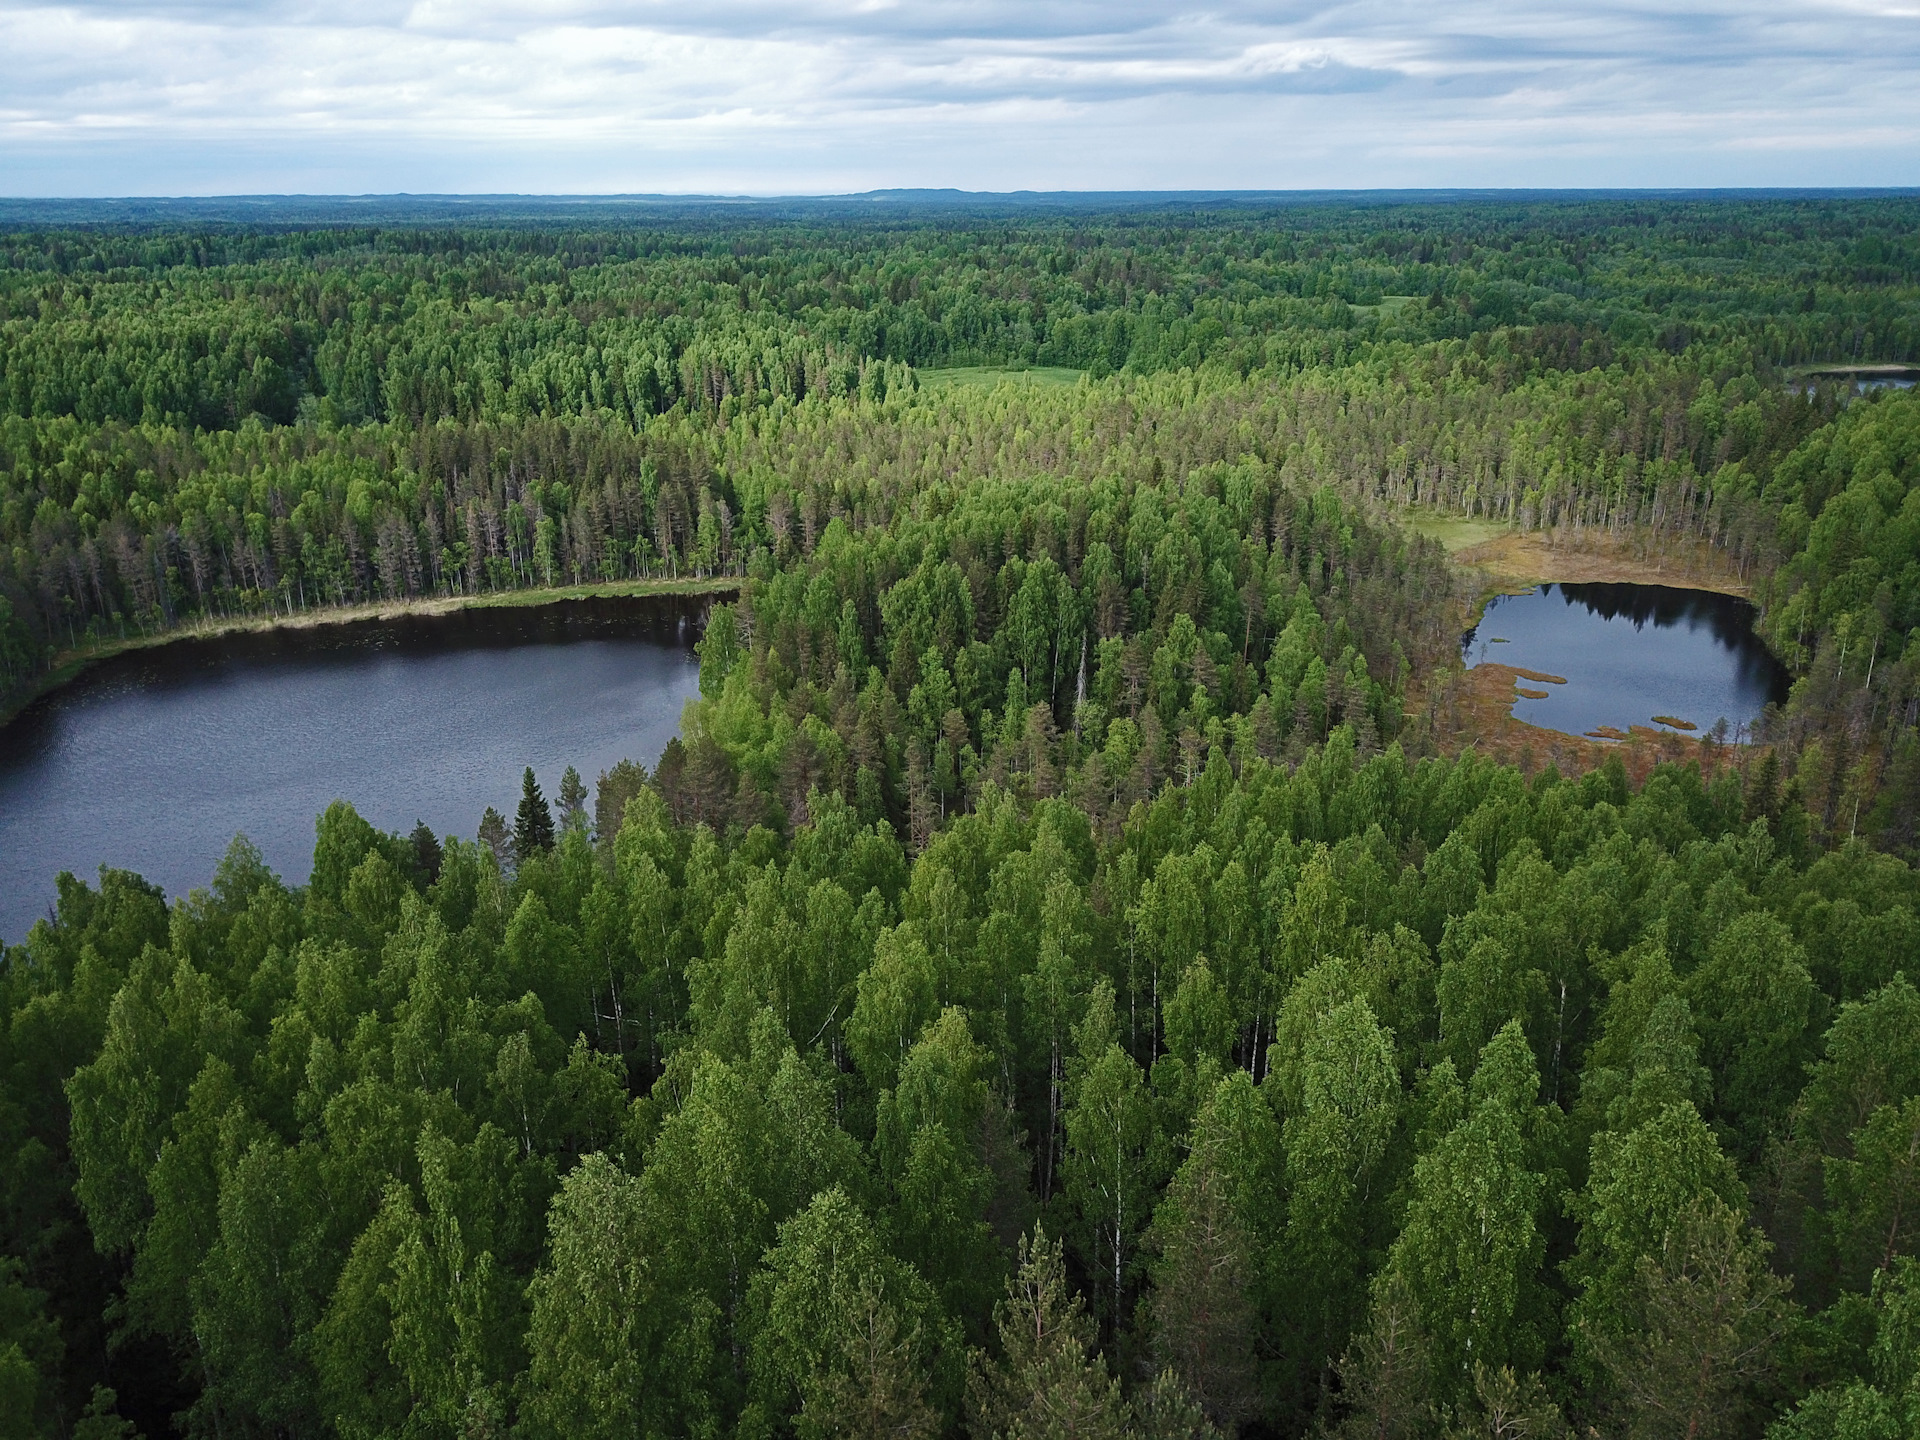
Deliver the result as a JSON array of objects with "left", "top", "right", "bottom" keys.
[
  {"left": 1790, "top": 367, "right": 1918, "bottom": 395},
  {"left": 0, "top": 598, "right": 705, "bottom": 944},
  {"left": 1464, "top": 582, "right": 1791, "bottom": 742}
]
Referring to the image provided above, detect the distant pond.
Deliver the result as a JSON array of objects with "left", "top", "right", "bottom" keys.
[
  {"left": 0, "top": 598, "right": 705, "bottom": 944},
  {"left": 1463, "top": 582, "right": 1792, "bottom": 742},
  {"left": 1789, "top": 365, "right": 1918, "bottom": 394}
]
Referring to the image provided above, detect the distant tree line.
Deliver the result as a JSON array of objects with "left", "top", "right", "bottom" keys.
[{"left": 3, "top": 198, "right": 1920, "bottom": 1440}]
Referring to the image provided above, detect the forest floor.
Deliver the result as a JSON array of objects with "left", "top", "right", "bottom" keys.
[{"left": 0, "top": 576, "right": 739, "bottom": 728}]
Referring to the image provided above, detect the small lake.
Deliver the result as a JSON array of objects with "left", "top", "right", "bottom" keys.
[
  {"left": 0, "top": 598, "right": 705, "bottom": 944},
  {"left": 1464, "top": 582, "right": 1791, "bottom": 741},
  {"left": 1790, "top": 366, "right": 1918, "bottom": 394}
]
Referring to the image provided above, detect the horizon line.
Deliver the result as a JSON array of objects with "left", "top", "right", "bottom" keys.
[{"left": 6, "top": 185, "right": 1920, "bottom": 205}]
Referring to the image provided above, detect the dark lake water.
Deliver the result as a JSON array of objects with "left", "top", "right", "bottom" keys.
[
  {"left": 1791, "top": 366, "right": 1918, "bottom": 394},
  {"left": 1464, "top": 582, "right": 1791, "bottom": 741},
  {"left": 0, "top": 598, "right": 705, "bottom": 944}
]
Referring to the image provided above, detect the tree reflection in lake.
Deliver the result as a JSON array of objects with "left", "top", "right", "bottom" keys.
[
  {"left": 1464, "top": 582, "right": 1790, "bottom": 742},
  {"left": 0, "top": 598, "right": 704, "bottom": 943}
]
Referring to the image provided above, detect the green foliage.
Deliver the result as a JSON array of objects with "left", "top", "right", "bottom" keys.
[
  {"left": 4, "top": 716, "right": 1920, "bottom": 1439},
  {"left": 967, "top": 1229, "right": 1130, "bottom": 1440},
  {"left": 513, "top": 767, "right": 555, "bottom": 863},
  {"left": 748, "top": 1186, "right": 956, "bottom": 1440},
  {"left": 1374, "top": 1022, "right": 1548, "bottom": 1409},
  {"left": 5, "top": 198, "right": 1920, "bottom": 1440},
  {"left": 4, "top": 199, "right": 1918, "bottom": 844},
  {"left": 1144, "top": 1072, "right": 1276, "bottom": 1433},
  {"left": 520, "top": 1154, "right": 648, "bottom": 1440}
]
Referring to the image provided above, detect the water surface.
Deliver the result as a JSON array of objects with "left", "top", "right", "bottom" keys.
[
  {"left": 1464, "top": 582, "right": 1790, "bottom": 741},
  {"left": 0, "top": 599, "right": 704, "bottom": 943},
  {"left": 1790, "top": 367, "right": 1918, "bottom": 395}
]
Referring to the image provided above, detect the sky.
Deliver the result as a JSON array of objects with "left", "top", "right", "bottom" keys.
[{"left": 1, "top": 1, "right": 1917, "bottom": 196}]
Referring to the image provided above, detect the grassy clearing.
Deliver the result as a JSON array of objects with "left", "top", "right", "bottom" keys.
[
  {"left": 1444, "top": 528, "right": 1754, "bottom": 599},
  {"left": 1350, "top": 294, "right": 1424, "bottom": 320},
  {"left": 1, "top": 576, "right": 738, "bottom": 729},
  {"left": 916, "top": 365, "right": 1086, "bottom": 392},
  {"left": 1398, "top": 508, "right": 1509, "bottom": 553}
]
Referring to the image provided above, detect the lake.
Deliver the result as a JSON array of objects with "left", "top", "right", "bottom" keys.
[
  {"left": 0, "top": 598, "right": 705, "bottom": 944},
  {"left": 1463, "top": 582, "right": 1791, "bottom": 741},
  {"left": 1790, "top": 366, "right": 1919, "bottom": 395}
]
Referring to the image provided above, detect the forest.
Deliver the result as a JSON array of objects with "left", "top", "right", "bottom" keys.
[{"left": 2, "top": 195, "right": 1920, "bottom": 1440}]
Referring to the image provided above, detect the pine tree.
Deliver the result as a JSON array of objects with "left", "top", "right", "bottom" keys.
[
  {"left": 593, "top": 758, "right": 649, "bottom": 850},
  {"left": 1443, "top": 1364, "right": 1570, "bottom": 1440},
  {"left": 1335, "top": 1269, "right": 1434, "bottom": 1440},
  {"left": 1584, "top": 1199, "right": 1794, "bottom": 1440},
  {"left": 966, "top": 1229, "right": 1130, "bottom": 1440},
  {"left": 801, "top": 1277, "right": 940, "bottom": 1440},
  {"left": 747, "top": 1188, "right": 948, "bottom": 1440},
  {"left": 1136, "top": 1369, "right": 1223, "bottom": 1440},
  {"left": 478, "top": 806, "right": 511, "bottom": 871},
  {"left": 514, "top": 768, "right": 555, "bottom": 863},
  {"left": 558, "top": 766, "right": 588, "bottom": 833},
  {"left": 1744, "top": 750, "right": 1782, "bottom": 824},
  {"left": 1145, "top": 1118, "right": 1262, "bottom": 1433}
]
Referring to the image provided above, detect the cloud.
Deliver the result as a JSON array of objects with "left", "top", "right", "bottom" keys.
[{"left": 0, "top": 0, "right": 1915, "bottom": 192}]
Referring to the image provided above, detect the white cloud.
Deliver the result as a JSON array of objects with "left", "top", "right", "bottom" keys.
[{"left": 0, "top": 0, "right": 1915, "bottom": 192}]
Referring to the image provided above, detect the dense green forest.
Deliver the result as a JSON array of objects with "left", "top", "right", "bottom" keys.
[
  {"left": 3, "top": 196, "right": 1919, "bottom": 834},
  {"left": 3, "top": 196, "right": 1920, "bottom": 1440}
]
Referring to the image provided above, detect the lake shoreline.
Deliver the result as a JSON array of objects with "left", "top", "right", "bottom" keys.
[
  {"left": 1400, "top": 511, "right": 1762, "bottom": 643},
  {"left": 0, "top": 576, "right": 739, "bottom": 731},
  {"left": 0, "top": 599, "right": 707, "bottom": 941},
  {"left": 1453, "top": 528, "right": 1755, "bottom": 599},
  {"left": 1401, "top": 516, "right": 1788, "bottom": 779}
]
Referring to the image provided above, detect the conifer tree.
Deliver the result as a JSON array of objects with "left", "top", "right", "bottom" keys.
[
  {"left": 1583, "top": 1199, "right": 1794, "bottom": 1440},
  {"left": 1144, "top": 1085, "right": 1265, "bottom": 1433},
  {"left": 558, "top": 766, "right": 588, "bottom": 833},
  {"left": 478, "top": 806, "right": 511, "bottom": 870},
  {"left": 515, "top": 767, "right": 556, "bottom": 862},
  {"left": 409, "top": 820, "right": 443, "bottom": 884},
  {"left": 967, "top": 1229, "right": 1130, "bottom": 1440}
]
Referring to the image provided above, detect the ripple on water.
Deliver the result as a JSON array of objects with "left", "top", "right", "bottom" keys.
[{"left": 0, "top": 598, "right": 705, "bottom": 944}]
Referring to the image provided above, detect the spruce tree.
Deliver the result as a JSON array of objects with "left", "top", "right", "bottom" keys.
[
  {"left": 514, "top": 767, "right": 555, "bottom": 863},
  {"left": 409, "top": 820, "right": 443, "bottom": 884}
]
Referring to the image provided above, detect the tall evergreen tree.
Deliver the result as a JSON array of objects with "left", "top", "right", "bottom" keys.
[
  {"left": 967, "top": 1229, "right": 1131, "bottom": 1440},
  {"left": 1144, "top": 1073, "right": 1272, "bottom": 1434},
  {"left": 558, "top": 766, "right": 589, "bottom": 834},
  {"left": 409, "top": 820, "right": 443, "bottom": 884},
  {"left": 514, "top": 767, "right": 556, "bottom": 863},
  {"left": 478, "top": 805, "right": 511, "bottom": 870}
]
